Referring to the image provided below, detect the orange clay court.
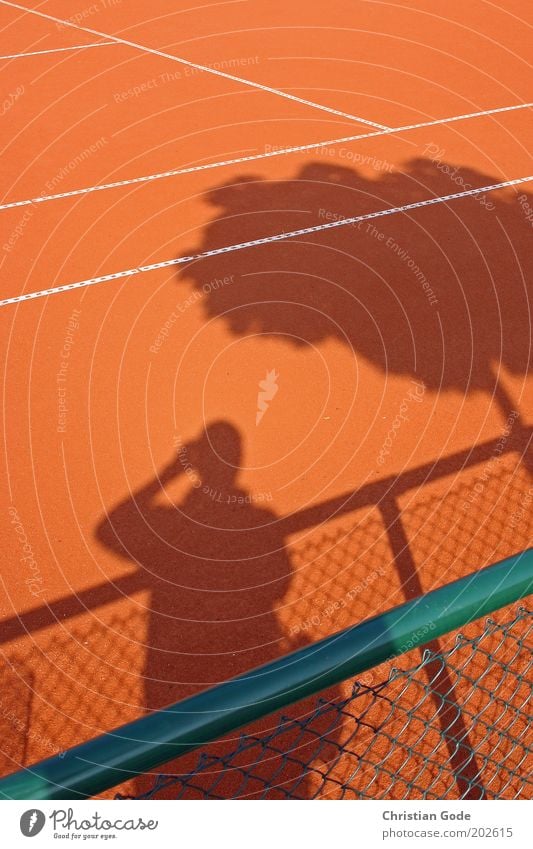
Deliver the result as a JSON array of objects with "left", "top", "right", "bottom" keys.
[{"left": 0, "top": 0, "right": 532, "bottom": 799}]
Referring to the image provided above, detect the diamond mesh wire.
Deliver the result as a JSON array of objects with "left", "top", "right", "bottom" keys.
[{"left": 116, "top": 608, "right": 532, "bottom": 800}]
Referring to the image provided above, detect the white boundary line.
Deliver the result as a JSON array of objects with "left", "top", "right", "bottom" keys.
[
  {"left": 2, "top": 175, "right": 531, "bottom": 308},
  {"left": 0, "top": 0, "right": 389, "bottom": 130},
  {"left": 0, "top": 41, "right": 117, "bottom": 60},
  {"left": 1, "top": 101, "right": 530, "bottom": 212}
]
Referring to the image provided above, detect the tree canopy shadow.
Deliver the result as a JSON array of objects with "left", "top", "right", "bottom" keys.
[{"left": 177, "top": 157, "right": 532, "bottom": 418}]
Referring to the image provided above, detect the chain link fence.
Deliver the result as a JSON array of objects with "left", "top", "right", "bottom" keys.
[{"left": 117, "top": 608, "right": 532, "bottom": 800}]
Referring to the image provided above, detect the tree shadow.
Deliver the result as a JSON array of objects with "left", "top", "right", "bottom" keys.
[{"left": 177, "top": 157, "right": 532, "bottom": 419}]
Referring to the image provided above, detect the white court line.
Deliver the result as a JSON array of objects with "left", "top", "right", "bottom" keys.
[
  {"left": 1, "top": 101, "right": 530, "bottom": 212},
  {"left": 0, "top": 0, "right": 389, "bottom": 130},
  {"left": 1, "top": 175, "right": 531, "bottom": 308},
  {"left": 0, "top": 41, "right": 117, "bottom": 60}
]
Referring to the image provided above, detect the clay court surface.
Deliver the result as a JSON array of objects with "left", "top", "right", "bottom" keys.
[{"left": 0, "top": 0, "right": 532, "bottom": 798}]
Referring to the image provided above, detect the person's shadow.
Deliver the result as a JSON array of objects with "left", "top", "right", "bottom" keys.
[
  {"left": 98, "top": 421, "right": 351, "bottom": 796},
  {"left": 97, "top": 421, "right": 298, "bottom": 710}
]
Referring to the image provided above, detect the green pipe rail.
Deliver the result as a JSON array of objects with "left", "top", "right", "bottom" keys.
[{"left": 1, "top": 548, "right": 532, "bottom": 800}]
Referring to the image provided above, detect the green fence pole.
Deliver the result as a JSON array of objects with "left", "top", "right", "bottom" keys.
[{"left": 1, "top": 548, "right": 532, "bottom": 800}]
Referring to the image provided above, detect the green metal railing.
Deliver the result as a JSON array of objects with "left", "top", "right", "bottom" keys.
[
  {"left": 121, "top": 609, "right": 532, "bottom": 800},
  {"left": 1, "top": 548, "right": 532, "bottom": 800}
]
